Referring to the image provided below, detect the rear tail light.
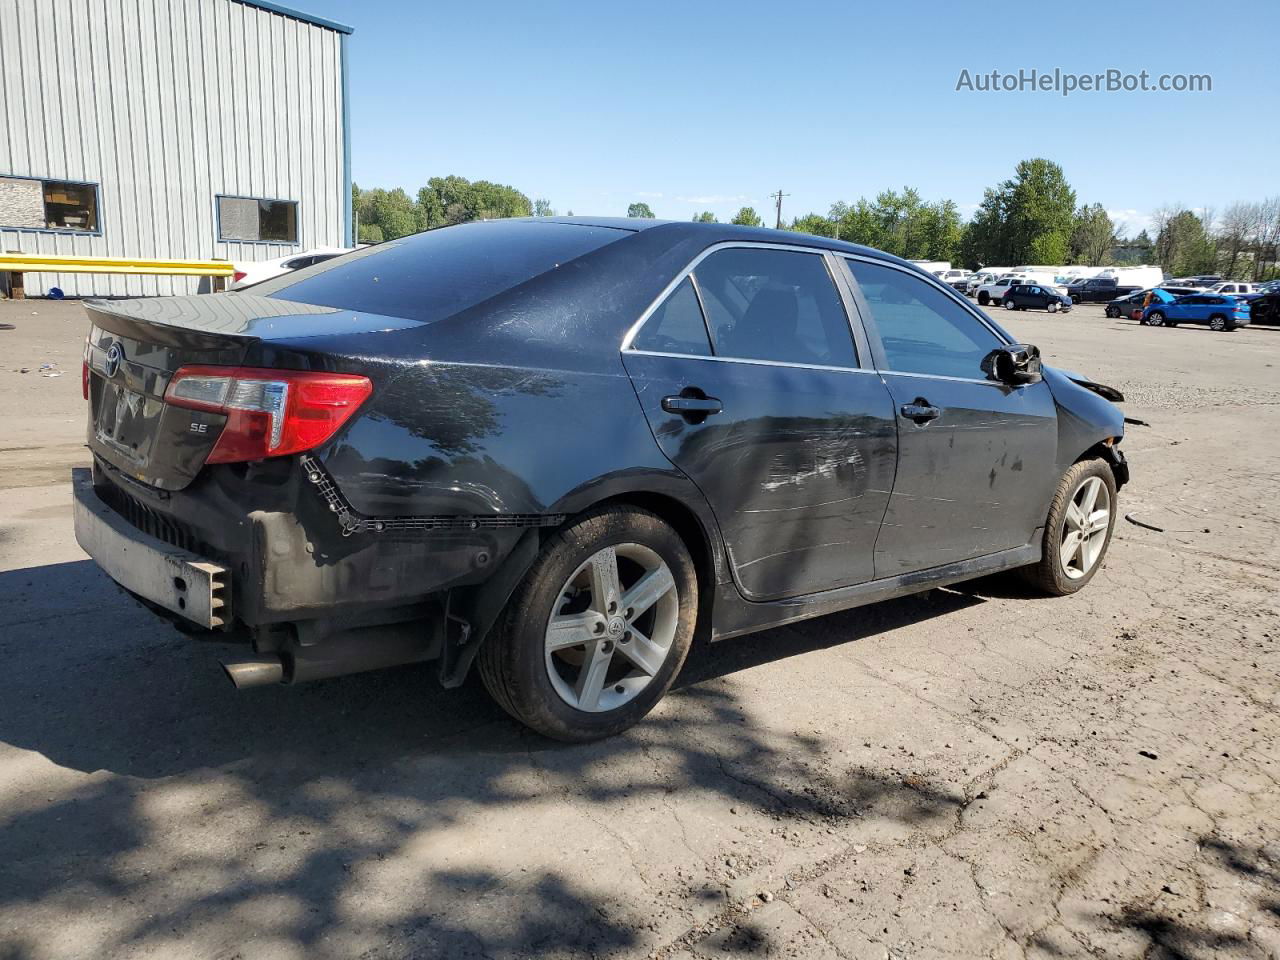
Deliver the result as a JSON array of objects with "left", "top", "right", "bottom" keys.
[
  {"left": 164, "top": 365, "right": 372, "bottom": 464},
  {"left": 82, "top": 360, "right": 90, "bottom": 400},
  {"left": 232, "top": 271, "right": 247, "bottom": 284}
]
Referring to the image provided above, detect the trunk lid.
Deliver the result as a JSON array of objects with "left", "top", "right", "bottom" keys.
[{"left": 83, "top": 294, "right": 415, "bottom": 490}]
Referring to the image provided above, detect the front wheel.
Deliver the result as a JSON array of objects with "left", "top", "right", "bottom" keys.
[
  {"left": 477, "top": 505, "right": 698, "bottom": 741},
  {"left": 1003, "top": 298, "right": 1016, "bottom": 310},
  {"left": 1020, "top": 459, "right": 1117, "bottom": 596},
  {"left": 1105, "top": 305, "right": 1119, "bottom": 318},
  {"left": 1048, "top": 301, "right": 1061, "bottom": 314}
]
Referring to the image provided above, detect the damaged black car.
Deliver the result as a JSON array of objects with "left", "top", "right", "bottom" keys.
[{"left": 75, "top": 218, "right": 1129, "bottom": 740}]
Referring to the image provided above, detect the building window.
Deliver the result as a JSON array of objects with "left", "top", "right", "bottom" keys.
[
  {"left": 217, "top": 196, "right": 298, "bottom": 243},
  {"left": 0, "top": 176, "right": 100, "bottom": 232}
]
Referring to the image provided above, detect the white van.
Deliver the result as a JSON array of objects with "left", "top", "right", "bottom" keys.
[{"left": 1097, "top": 266, "right": 1165, "bottom": 289}]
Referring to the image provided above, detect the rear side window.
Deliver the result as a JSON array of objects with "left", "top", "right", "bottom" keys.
[
  {"left": 846, "top": 259, "right": 1002, "bottom": 379},
  {"left": 632, "top": 277, "right": 712, "bottom": 356},
  {"left": 258, "top": 221, "right": 627, "bottom": 323},
  {"left": 692, "top": 247, "right": 857, "bottom": 367}
]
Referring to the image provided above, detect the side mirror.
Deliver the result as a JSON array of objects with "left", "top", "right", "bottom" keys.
[{"left": 982, "top": 343, "right": 1043, "bottom": 385}]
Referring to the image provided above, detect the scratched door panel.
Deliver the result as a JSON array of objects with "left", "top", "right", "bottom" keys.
[
  {"left": 623, "top": 352, "right": 898, "bottom": 600},
  {"left": 874, "top": 374, "right": 1058, "bottom": 577}
]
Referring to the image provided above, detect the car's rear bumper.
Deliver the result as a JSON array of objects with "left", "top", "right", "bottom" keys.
[
  {"left": 76, "top": 456, "right": 530, "bottom": 632},
  {"left": 73, "top": 468, "right": 231, "bottom": 629}
]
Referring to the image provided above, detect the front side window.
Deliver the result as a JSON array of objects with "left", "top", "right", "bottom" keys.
[
  {"left": 691, "top": 247, "right": 857, "bottom": 367},
  {"left": 846, "top": 259, "right": 1003, "bottom": 379},
  {"left": 217, "top": 196, "right": 298, "bottom": 243},
  {"left": 632, "top": 277, "right": 712, "bottom": 356},
  {"left": 0, "top": 176, "right": 99, "bottom": 232}
]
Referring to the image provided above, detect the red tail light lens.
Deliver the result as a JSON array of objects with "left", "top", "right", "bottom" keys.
[
  {"left": 164, "top": 365, "right": 372, "bottom": 464},
  {"left": 233, "top": 271, "right": 247, "bottom": 284},
  {"left": 82, "top": 360, "right": 90, "bottom": 400}
]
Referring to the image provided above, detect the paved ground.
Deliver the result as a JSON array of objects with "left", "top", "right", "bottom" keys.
[{"left": 1, "top": 298, "right": 1278, "bottom": 960}]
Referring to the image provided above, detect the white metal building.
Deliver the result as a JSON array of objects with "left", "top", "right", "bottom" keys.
[{"left": 0, "top": 0, "right": 352, "bottom": 297}]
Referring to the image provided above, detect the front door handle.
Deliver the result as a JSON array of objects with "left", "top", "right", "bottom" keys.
[
  {"left": 662, "top": 395, "right": 723, "bottom": 415},
  {"left": 900, "top": 399, "right": 940, "bottom": 424}
]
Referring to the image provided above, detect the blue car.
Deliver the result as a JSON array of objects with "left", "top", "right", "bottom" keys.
[{"left": 1142, "top": 293, "right": 1251, "bottom": 331}]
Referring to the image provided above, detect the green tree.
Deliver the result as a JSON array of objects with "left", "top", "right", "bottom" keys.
[
  {"left": 731, "top": 206, "right": 762, "bottom": 227},
  {"left": 357, "top": 223, "right": 384, "bottom": 244},
  {"left": 1069, "top": 204, "right": 1117, "bottom": 266},
  {"left": 356, "top": 187, "right": 420, "bottom": 241},
  {"left": 916, "top": 200, "right": 964, "bottom": 261},
  {"left": 1154, "top": 209, "right": 1217, "bottom": 275},
  {"left": 416, "top": 176, "right": 532, "bottom": 229},
  {"left": 1003, "top": 158, "right": 1076, "bottom": 264},
  {"left": 790, "top": 213, "right": 833, "bottom": 237},
  {"left": 833, "top": 199, "right": 884, "bottom": 248},
  {"left": 693, "top": 211, "right": 718, "bottom": 223},
  {"left": 534, "top": 198, "right": 555, "bottom": 217},
  {"left": 961, "top": 186, "right": 1014, "bottom": 267},
  {"left": 627, "top": 202, "right": 655, "bottom": 218}
]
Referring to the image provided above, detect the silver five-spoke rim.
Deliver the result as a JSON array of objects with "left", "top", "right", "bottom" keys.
[
  {"left": 544, "top": 544, "right": 679, "bottom": 713},
  {"left": 1060, "top": 476, "right": 1111, "bottom": 580}
]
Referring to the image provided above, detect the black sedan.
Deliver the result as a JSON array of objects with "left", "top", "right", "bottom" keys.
[
  {"left": 74, "top": 219, "right": 1129, "bottom": 741},
  {"left": 1002, "top": 283, "right": 1072, "bottom": 313}
]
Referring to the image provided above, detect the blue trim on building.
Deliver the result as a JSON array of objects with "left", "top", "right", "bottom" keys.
[
  {"left": 341, "top": 33, "right": 353, "bottom": 248},
  {"left": 230, "top": 0, "right": 353, "bottom": 34}
]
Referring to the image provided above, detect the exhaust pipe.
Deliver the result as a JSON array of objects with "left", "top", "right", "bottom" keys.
[{"left": 222, "top": 656, "right": 285, "bottom": 689}]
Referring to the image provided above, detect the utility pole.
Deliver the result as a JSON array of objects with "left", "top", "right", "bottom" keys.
[{"left": 770, "top": 189, "right": 789, "bottom": 229}]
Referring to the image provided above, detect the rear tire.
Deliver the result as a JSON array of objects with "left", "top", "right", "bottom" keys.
[
  {"left": 1020, "top": 459, "right": 1117, "bottom": 597},
  {"left": 978, "top": 292, "right": 990, "bottom": 306},
  {"left": 1003, "top": 298, "right": 1016, "bottom": 310},
  {"left": 1208, "top": 313, "right": 1233, "bottom": 331},
  {"left": 477, "top": 505, "right": 698, "bottom": 741},
  {"left": 1105, "top": 305, "right": 1119, "bottom": 318},
  {"left": 1146, "top": 310, "right": 1165, "bottom": 327}
]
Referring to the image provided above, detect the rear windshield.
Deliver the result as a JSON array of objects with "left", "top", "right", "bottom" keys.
[{"left": 255, "top": 220, "right": 629, "bottom": 323}]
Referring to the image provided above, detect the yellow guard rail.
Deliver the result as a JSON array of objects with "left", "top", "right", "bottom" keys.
[{"left": 1, "top": 253, "right": 235, "bottom": 299}]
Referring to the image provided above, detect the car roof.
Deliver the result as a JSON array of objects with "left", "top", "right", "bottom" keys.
[{"left": 527, "top": 217, "right": 926, "bottom": 273}]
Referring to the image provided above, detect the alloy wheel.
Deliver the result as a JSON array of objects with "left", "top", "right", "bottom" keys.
[
  {"left": 1209, "top": 315, "right": 1226, "bottom": 331},
  {"left": 1059, "top": 476, "right": 1111, "bottom": 580},
  {"left": 543, "top": 544, "right": 679, "bottom": 713},
  {"left": 1147, "top": 312, "right": 1164, "bottom": 326}
]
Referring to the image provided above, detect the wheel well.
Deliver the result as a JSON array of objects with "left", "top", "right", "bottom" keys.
[{"left": 1075, "top": 440, "right": 1128, "bottom": 490}]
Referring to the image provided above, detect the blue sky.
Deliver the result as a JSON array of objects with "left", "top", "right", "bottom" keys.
[{"left": 304, "top": 0, "right": 1276, "bottom": 235}]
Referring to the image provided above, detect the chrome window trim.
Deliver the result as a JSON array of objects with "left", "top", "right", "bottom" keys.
[
  {"left": 878, "top": 370, "right": 1012, "bottom": 387},
  {"left": 619, "top": 241, "right": 867, "bottom": 370},
  {"left": 623, "top": 349, "right": 883, "bottom": 376}
]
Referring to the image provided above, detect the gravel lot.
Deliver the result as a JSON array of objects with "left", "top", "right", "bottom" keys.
[{"left": 1, "top": 298, "right": 1277, "bottom": 960}]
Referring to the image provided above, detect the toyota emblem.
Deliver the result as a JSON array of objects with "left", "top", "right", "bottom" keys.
[{"left": 104, "top": 342, "right": 122, "bottom": 379}]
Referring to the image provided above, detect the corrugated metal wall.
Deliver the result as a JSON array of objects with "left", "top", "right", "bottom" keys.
[{"left": 0, "top": 0, "right": 346, "bottom": 297}]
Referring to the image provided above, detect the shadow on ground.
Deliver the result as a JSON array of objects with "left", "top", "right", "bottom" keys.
[{"left": 0, "top": 559, "right": 989, "bottom": 959}]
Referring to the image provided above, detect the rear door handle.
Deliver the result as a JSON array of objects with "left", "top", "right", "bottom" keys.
[
  {"left": 900, "top": 400, "right": 940, "bottom": 424},
  {"left": 662, "top": 395, "right": 722, "bottom": 415}
]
